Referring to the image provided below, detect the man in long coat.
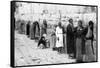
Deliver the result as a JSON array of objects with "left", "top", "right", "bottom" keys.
[
  {"left": 26, "top": 21, "right": 30, "bottom": 37},
  {"left": 66, "top": 19, "right": 75, "bottom": 58}
]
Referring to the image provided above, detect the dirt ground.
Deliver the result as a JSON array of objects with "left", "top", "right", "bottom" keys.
[
  {"left": 14, "top": 28, "right": 97, "bottom": 66},
  {"left": 15, "top": 31, "right": 76, "bottom": 66}
]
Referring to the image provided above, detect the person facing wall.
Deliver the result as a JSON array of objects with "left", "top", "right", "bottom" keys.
[
  {"left": 26, "top": 21, "right": 31, "bottom": 37},
  {"left": 30, "top": 21, "right": 40, "bottom": 40},
  {"left": 66, "top": 18, "right": 75, "bottom": 58},
  {"left": 41, "top": 19, "right": 47, "bottom": 36}
]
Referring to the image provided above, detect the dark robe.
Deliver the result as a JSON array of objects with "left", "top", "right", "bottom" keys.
[
  {"left": 66, "top": 24, "right": 75, "bottom": 54},
  {"left": 31, "top": 21, "right": 40, "bottom": 39},
  {"left": 26, "top": 22, "right": 30, "bottom": 37},
  {"left": 62, "top": 26, "right": 67, "bottom": 53}
]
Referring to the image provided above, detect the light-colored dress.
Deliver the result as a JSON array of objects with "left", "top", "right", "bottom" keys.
[{"left": 55, "top": 26, "right": 63, "bottom": 48}]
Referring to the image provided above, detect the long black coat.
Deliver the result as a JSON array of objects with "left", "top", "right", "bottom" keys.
[
  {"left": 26, "top": 23, "right": 30, "bottom": 36},
  {"left": 66, "top": 24, "right": 75, "bottom": 54}
]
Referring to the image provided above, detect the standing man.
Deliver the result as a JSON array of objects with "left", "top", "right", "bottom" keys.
[
  {"left": 26, "top": 21, "right": 30, "bottom": 37},
  {"left": 66, "top": 18, "right": 75, "bottom": 58}
]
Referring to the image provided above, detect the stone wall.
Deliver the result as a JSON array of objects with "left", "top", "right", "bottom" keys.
[{"left": 14, "top": 2, "right": 97, "bottom": 27}]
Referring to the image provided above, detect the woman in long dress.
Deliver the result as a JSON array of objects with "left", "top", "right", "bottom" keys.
[
  {"left": 85, "top": 21, "right": 95, "bottom": 62},
  {"left": 74, "top": 20, "right": 87, "bottom": 62},
  {"left": 55, "top": 22, "right": 63, "bottom": 53}
]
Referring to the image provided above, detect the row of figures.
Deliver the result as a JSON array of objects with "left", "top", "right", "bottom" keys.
[
  {"left": 16, "top": 19, "right": 47, "bottom": 40},
  {"left": 16, "top": 18, "right": 96, "bottom": 62}
]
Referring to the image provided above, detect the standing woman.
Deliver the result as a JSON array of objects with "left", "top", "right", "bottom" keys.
[
  {"left": 75, "top": 20, "right": 86, "bottom": 62},
  {"left": 85, "top": 21, "right": 95, "bottom": 62},
  {"left": 35, "top": 21, "right": 40, "bottom": 39},
  {"left": 55, "top": 22, "right": 63, "bottom": 53}
]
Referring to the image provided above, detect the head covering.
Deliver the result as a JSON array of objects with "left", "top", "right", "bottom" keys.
[
  {"left": 43, "top": 34, "right": 46, "bottom": 38},
  {"left": 68, "top": 18, "right": 73, "bottom": 23},
  {"left": 89, "top": 21, "right": 94, "bottom": 26}
]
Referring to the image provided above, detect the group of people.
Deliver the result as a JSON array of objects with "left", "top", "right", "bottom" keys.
[
  {"left": 54, "top": 18, "right": 95, "bottom": 62},
  {"left": 25, "top": 20, "right": 49, "bottom": 49},
  {"left": 24, "top": 18, "right": 95, "bottom": 62},
  {"left": 26, "top": 20, "right": 47, "bottom": 39}
]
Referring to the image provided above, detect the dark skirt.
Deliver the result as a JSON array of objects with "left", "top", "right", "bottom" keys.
[
  {"left": 30, "top": 25, "right": 40, "bottom": 39},
  {"left": 76, "top": 38, "right": 85, "bottom": 61},
  {"left": 67, "top": 36, "right": 75, "bottom": 54}
]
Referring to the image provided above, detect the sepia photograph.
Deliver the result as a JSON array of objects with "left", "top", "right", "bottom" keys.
[{"left": 11, "top": 1, "right": 98, "bottom": 67}]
